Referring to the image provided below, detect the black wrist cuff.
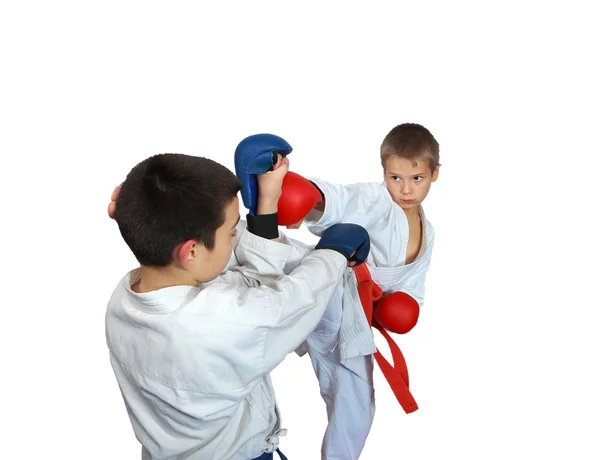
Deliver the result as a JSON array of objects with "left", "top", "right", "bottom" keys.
[{"left": 246, "top": 213, "right": 279, "bottom": 240}]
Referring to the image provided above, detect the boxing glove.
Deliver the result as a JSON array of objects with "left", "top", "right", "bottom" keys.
[
  {"left": 234, "top": 134, "right": 293, "bottom": 214},
  {"left": 315, "top": 223, "right": 370, "bottom": 266},
  {"left": 278, "top": 171, "right": 323, "bottom": 226},
  {"left": 373, "top": 291, "right": 420, "bottom": 334}
]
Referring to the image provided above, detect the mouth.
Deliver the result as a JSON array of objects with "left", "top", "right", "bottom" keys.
[{"left": 400, "top": 199, "right": 415, "bottom": 203}]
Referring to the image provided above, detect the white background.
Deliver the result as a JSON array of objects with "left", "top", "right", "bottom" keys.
[{"left": 2, "top": 1, "right": 599, "bottom": 459}]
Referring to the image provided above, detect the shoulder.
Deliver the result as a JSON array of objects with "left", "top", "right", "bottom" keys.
[
  {"left": 106, "top": 269, "right": 138, "bottom": 311},
  {"left": 196, "top": 282, "right": 279, "bottom": 325}
]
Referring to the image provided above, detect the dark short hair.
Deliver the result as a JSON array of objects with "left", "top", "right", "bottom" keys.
[
  {"left": 380, "top": 123, "right": 440, "bottom": 172},
  {"left": 115, "top": 153, "right": 242, "bottom": 266}
]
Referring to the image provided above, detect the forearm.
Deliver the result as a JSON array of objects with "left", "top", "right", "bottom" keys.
[
  {"left": 232, "top": 226, "right": 292, "bottom": 284},
  {"left": 278, "top": 230, "right": 315, "bottom": 273},
  {"left": 310, "top": 180, "right": 326, "bottom": 213},
  {"left": 304, "top": 179, "right": 386, "bottom": 235},
  {"left": 247, "top": 179, "right": 283, "bottom": 240},
  {"left": 261, "top": 250, "right": 347, "bottom": 371},
  {"left": 211, "top": 214, "right": 290, "bottom": 288}
]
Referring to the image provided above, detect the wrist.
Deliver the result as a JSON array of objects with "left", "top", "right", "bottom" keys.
[
  {"left": 309, "top": 181, "right": 325, "bottom": 201},
  {"left": 246, "top": 213, "right": 279, "bottom": 239},
  {"left": 309, "top": 181, "right": 325, "bottom": 212},
  {"left": 256, "top": 196, "right": 280, "bottom": 215}
]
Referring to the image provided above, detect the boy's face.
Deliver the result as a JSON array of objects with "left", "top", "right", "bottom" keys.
[
  {"left": 383, "top": 156, "right": 439, "bottom": 212},
  {"left": 191, "top": 196, "right": 240, "bottom": 283}
]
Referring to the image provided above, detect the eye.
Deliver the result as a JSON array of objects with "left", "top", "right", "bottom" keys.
[
  {"left": 391, "top": 175, "right": 400, "bottom": 181},
  {"left": 231, "top": 229, "right": 238, "bottom": 238},
  {"left": 414, "top": 176, "right": 424, "bottom": 182}
]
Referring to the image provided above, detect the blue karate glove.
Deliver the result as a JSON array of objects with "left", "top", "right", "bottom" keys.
[
  {"left": 315, "top": 223, "right": 370, "bottom": 266},
  {"left": 234, "top": 134, "right": 293, "bottom": 215}
]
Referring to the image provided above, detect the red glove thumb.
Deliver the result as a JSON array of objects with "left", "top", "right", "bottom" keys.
[
  {"left": 277, "top": 171, "right": 323, "bottom": 226},
  {"left": 373, "top": 292, "right": 420, "bottom": 334}
]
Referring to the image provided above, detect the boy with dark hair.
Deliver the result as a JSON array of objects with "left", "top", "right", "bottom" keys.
[{"left": 106, "top": 152, "right": 370, "bottom": 460}]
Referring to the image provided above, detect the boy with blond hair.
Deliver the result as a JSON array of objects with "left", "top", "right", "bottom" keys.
[{"left": 272, "top": 123, "right": 440, "bottom": 459}]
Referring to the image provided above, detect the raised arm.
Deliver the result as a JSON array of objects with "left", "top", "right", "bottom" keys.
[
  {"left": 216, "top": 221, "right": 371, "bottom": 380},
  {"left": 277, "top": 172, "right": 395, "bottom": 236}
]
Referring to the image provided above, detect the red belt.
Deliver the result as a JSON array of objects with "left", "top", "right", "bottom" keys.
[{"left": 353, "top": 263, "right": 418, "bottom": 414}]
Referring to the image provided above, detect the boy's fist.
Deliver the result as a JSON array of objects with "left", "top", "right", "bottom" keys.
[
  {"left": 277, "top": 171, "right": 322, "bottom": 227},
  {"left": 315, "top": 223, "right": 370, "bottom": 266},
  {"left": 256, "top": 154, "right": 289, "bottom": 215},
  {"left": 374, "top": 292, "right": 420, "bottom": 334},
  {"left": 234, "top": 133, "right": 293, "bottom": 215}
]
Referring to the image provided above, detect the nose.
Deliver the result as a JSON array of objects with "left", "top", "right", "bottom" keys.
[{"left": 401, "top": 181, "right": 412, "bottom": 195}]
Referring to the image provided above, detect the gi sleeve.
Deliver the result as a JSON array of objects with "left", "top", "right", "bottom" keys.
[
  {"left": 303, "top": 179, "right": 393, "bottom": 236},
  {"left": 208, "top": 228, "right": 293, "bottom": 290},
  {"left": 390, "top": 262, "right": 429, "bottom": 307},
  {"left": 215, "top": 229, "right": 347, "bottom": 378}
]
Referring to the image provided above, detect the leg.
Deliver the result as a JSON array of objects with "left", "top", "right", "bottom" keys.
[{"left": 305, "top": 289, "right": 376, "bottom": 459}]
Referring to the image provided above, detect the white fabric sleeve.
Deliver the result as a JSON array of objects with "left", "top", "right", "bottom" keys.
[
  {"left": 239, "top": 249, "right": 347, "bottom": 375},
  {"left": 208, "top": 228, "right": 293, "bottom": 290},
  {"left": 221, "top": 220, "right": 297, "bottom": 274},
  {"left": 224, "top": 220, "right": 315, "bottom": 275},
  {"left": 220, "top": 220, "right": 249, "bottom": 273},
  {"left": 277, "top": 231, "right": 314, "bottom": 273},
  {"left": 207, "top": 233, "right": 347, "bottom": 381},
  {"left": 390, "top": 262, "right": 428, "bottom": 307},
  {"left": 304, "top": 179, "right": 393, "bottom": 236}
]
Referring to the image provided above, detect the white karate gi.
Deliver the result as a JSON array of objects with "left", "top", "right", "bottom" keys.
[
  {"left": 299, "top": 179, "right": 436, "bottom": 459},
  {"left": 105, "top": 228, "right": 347, "bottom": 460}
]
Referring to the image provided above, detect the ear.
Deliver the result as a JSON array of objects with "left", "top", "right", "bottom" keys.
[
  {"left": 432, "top": 164, "right": 441, "bottom": 182},
  {"left": 177, "top": 240, "right": 197, "bottom": 270}
]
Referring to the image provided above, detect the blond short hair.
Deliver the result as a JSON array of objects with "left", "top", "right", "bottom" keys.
[{"left": 380, "top": 123, "right": 440, "bottom": 172}]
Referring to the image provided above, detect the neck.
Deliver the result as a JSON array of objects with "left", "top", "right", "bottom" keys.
[
  {"left": 133, "top": 264, "right": 198, "bottom": 293},
  {"left": 402, "top": 206, "right": 420, "bottom": 219}
]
